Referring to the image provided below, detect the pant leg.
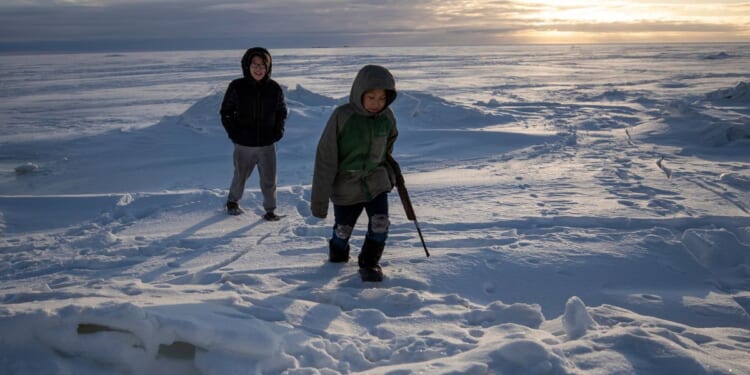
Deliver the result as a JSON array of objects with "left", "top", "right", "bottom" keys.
[
  {"left": 330, "top": 202, "right": 365, "bottom": 252},
  {"left": 256, "top": 143, "right": 278, "bottom": 212},
  {"left": 227, "top": 143, "right": 258, "bottom": 203},
  {"left": 364, "top": 192, "right": 389, "bottom": 244}
]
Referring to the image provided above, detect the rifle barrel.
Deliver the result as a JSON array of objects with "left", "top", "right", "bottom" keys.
[
  {"left": 414, "top": 218, "right": 430, "bottom": 257},
  {"left": 387, "top": 155, "right": 429, "bottom": 257}
]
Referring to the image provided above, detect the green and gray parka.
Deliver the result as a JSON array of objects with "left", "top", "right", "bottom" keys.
[{"left": 311, "top": 65, "right": 398, "bottom": 218}]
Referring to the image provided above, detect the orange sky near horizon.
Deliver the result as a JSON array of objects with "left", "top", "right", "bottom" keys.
[{"left": 434, "top": 0, "right": 750, "bottom": 44}]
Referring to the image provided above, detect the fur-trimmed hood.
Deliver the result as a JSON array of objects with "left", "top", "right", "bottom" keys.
[{"left": 241, "top": 47, "right": 272, "bottom": 81}]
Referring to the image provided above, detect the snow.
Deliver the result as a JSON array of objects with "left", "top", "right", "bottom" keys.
[{"left": 1, "top": 44, "right": 750, "bottom": 374}]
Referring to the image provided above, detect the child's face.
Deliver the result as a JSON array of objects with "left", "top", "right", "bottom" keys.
[
  {"left": 363, "top": 89, "right": 387, "bottom": 113},
  {"left": 249, "top": 56, "right": 267, "bottom": 81}
]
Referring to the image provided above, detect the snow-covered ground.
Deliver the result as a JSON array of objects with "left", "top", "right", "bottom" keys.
[{"left": 1, "top": 44, "right": 750, "bottom": 374}]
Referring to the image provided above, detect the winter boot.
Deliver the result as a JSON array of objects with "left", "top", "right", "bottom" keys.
[
  {"left": 328, "top": 240, "right": 350, "bottom": 263},
  {"left": 358, "top": 238, "right": 385, "bottom": 282},
  {"left": 227, "top": 201, "right": 244, "bottom": 216},
  {"left": 263, "top": 211, "right": 281, "bottom": 221}
]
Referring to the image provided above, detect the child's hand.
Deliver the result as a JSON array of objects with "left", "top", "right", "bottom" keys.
[{"left": 311, "top": 203, "right": 328, "bottom": 219}]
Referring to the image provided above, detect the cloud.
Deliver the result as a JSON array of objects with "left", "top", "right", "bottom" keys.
[{"left": 0, "top": 0, "right": 518, "bottom": 49}]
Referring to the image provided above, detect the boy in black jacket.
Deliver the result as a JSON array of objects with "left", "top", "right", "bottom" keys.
[{"left": 220, "top": 47, "right": 288, "bottom": 220}]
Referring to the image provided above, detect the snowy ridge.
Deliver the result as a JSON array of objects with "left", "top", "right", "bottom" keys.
[{"left": 1, "top": 45, "right": 750, "bottom": 374}]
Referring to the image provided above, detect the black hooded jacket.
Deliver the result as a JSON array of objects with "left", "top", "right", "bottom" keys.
[{"left": 220, "top": 47, "right": 287, "bottom": 147}]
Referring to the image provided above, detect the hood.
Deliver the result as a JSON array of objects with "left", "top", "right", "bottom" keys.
[
  {"left": 241, "top": 47, "right": 272, "bottom": 81},
  {"left": 349, "top": 65, "right": 397, "bottom": 115}
]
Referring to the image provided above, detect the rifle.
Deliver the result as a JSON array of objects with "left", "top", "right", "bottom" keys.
[{"left": 386, "top": 155, "right": 430, "bottom": 257}]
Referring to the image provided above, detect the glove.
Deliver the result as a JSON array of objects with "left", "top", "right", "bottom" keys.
[{"left": 311, "top": 203, "right": 328, "bottom": 219}]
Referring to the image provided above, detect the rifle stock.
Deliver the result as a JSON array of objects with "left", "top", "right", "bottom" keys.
[{"left": 387, "top": 155, "right": 430, "bottom": 257}]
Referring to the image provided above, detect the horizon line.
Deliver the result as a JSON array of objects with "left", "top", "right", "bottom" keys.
[{"left": 2, "top": 40, "right": 749, "bottom": 56}]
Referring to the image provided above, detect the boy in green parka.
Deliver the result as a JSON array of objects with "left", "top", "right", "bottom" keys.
[{"left": 311, "top": 65, "right": 398, "bottom": 282}]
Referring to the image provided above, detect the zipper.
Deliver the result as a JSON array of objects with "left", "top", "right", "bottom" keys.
[{"left": 254, "top": 85, "right": 261, "bottom": 142}]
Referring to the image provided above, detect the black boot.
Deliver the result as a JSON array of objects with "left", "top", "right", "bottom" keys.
[
  {"left": 328, "top": 240, "right": 350, "bottom": 263},
  {"left": 358, "top": 238, "right": 385, "bottom": 282},
  {"left": 226, "top": 201, "right": 243, "bottom": 216}
]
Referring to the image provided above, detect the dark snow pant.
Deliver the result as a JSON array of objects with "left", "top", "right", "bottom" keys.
[
  {"left": 329, "top": 192, "right": 389, "bottom": 261},
  {"left": 227, "top": 143, "right": 277, "bottom": 213}
]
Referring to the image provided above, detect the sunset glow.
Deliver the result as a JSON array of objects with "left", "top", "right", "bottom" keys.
[{"left": 512, "top": 0, "right": 750, "bottom": 43}]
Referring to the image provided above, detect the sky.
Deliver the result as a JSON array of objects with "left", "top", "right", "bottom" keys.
[{"left": 1, "top": 0, "right": 749, "bottom": 52}]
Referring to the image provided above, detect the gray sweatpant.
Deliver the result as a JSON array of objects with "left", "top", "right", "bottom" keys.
[{"left": 227, "top": 143, "right": 277, "bottom": 212}]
